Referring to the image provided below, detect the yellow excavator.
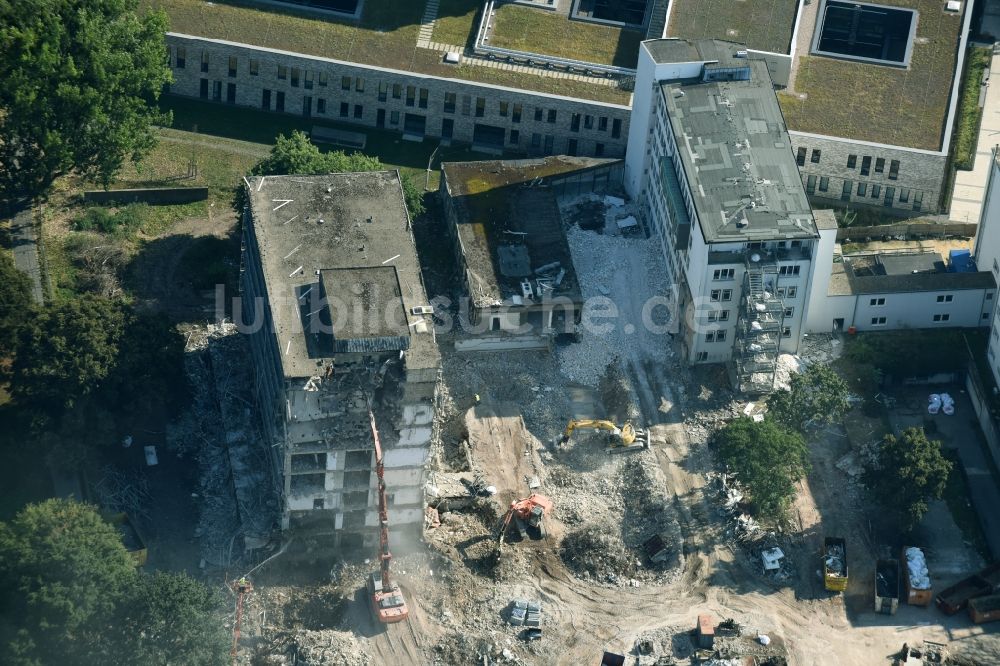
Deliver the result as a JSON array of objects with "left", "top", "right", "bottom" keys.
[{"left": 558, "top": 419, "right": 649, "bottom": 453}]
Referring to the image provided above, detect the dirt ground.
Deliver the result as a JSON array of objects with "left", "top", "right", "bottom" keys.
[{"left": 226, "top": 200, "right": 1000, "bottom": 666}]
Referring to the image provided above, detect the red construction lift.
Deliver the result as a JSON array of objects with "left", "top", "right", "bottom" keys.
[{"left": 365, "top": 402, "right": 409, "bottom": 624}]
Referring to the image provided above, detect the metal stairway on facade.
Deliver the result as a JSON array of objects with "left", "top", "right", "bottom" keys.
[{"left": 735, "top": 251, "right": 784, "bottom": 393}]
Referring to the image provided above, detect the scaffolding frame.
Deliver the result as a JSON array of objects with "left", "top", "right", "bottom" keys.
[{"left": 735, "top": 251, "right": 785, "bottom": 393}]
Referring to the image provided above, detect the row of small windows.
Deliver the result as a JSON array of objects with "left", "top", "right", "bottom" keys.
[
  {"left": 173, "top": 47, "right": 623, "bottom": 137},
  {"left": 808, "top": 176, "right": 925, "bottom": 211},
  {"left": 870, "top": 294, "right": 956, "bottom": 306},
  {"left": 871, "top": 313, "right": 956, "bottom": 327},
  {"left": 796, "top": 147, "right": 901, "bottom": 182}
]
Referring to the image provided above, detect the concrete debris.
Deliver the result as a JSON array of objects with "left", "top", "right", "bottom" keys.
[
  {"left": 287, "top": 630, "right": 371, "bottom": 665},
  {"left": 560, "top": 525, "right": 636, "bottom": 581}
]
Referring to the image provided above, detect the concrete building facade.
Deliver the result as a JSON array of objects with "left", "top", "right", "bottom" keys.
[
  {"left": 625, "top": 39, "right": 820, "bottom": 392},
  {"left": 240, "top": 171, "right": 440, "bottom": 551},
  {"left": 165, "top": 33, "right": 631, "bottom": 159}
]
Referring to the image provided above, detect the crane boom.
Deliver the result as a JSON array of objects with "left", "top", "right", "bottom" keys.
[{"left": 366, "top": 403, "right": 392, "bottom": 591}]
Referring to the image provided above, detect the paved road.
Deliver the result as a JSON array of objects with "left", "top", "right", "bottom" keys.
[{"left": 6, "top": 201, "right": 44, "bottom": 304}]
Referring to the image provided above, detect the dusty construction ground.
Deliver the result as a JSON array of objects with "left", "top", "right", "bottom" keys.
[{"left": 230, "top": 200, "right": 1000, "bottom": 665}]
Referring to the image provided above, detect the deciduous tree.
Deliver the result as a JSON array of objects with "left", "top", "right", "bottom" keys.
[
  {"left": 0, "top": 252, "right": 33, "bottom": 357},
  {"left": 862, "top": 427, "right": 952, "bottom": 531},
  {"left": 0, "top": 0, "right": 172, "bottom": 194},
  {"left": 768, "top": 363, "right": 850, "bottom": 432},
  {"left": 714, "top": 417, "right": 810, "bottom": 520}
]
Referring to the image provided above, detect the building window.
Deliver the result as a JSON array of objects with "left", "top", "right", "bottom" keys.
[
  {"left": 378, "top": 82, "right": 388, "bottom": 102},
  {"left": 796, "top": 147, "right": 806, "bottom": 166},
  {"left": 841, "top": 180, "right": 852, "bottom": 201},
  {"left": 871, "top": 184, "right": 881, "bottom": 198},
  {"left": 461, "top": 95, "right": 471, "bottom": 115},
  {"left": 175, "top": 46, "right": 186, "bottom": 68},
  {"left": 278, "top": 66, "right": 287, "bottom": 80},
  {"left": 710, "top": 289, "right": 733, "bottom": 302},
  {"left": 713, "top": 268, "right": 735, "bottom": 280},
  {"left": 612, "top": 118, "right": 622, "bottom": 138},
  {"left": 567, "top": 138, "right": 578, "bottom": 155},
  {"left": 353, "top": 104, "right": 363, "bottom": 119},
  {"left": 884, "top": 186, "right": 895, "bottom": 206},
  {"left": 933, "top": 314, "right": 950, "bottom": 322},
  {"left": 696, "top": 352, "right": 709, "bottom": 362},
  {"left": 818, "top": 176, "right": 829, "bottom": 192},
  {"left": 571, "top": 113, "right": 581, "bottom": 132},
  {"left": 779, "top": 265, "right": 801, "bottom": 276},
  {"left": 390, "top": 110, "right": 399, "bottom": 124},
  {"left": 317, "top": 98, "right": 326, "bottom": 114},
  {"left": 595, "top": 142, "right": 605, "bottom": 157},
  {"left": 787, "top": 287, "right": 797, "bottom": 298},
  {"left": 276, "top": 91, "right": 284, "bottom": 112},
  {"left": 889, "top": 159, "right": 900, "bottom": 180},
  {"left": 782, "top": 326, "right": 792, "bottom": 337},
  {"left": 475, "top": 97, "right": 485, "bottom": 117},
  {"left": 341, "top": 76, "right": 351, "bottom": 90},
  {"left": 499, "top": 101, "right": 508, "bottom": 117},
  {"left": 900, "top": 188, "right": 910, "bottom": 203},
  {"left": 988, "top": 292, "right": 995, "bottom": 300},
  {"left": 584, "top": 114, "right": 594, "bottom": 129},
  {"left": 318, "top": 72, "right": 327, "bottom": 86},
  {"left": 717, "top": 329, "right": 727, "bottom": 342},
  {"left": 875, "top": 157, "right": 885, "bottom": 174},
  {"left": 806, "top": 175, "right": 816, "bottom": 194},
  {"left": 534, "top": 107, "right": 543, "bottom": 121},
  {"left": 861, "top": 156, "right": 871, "bottom": 176},
  {"left": 302, "top": 71, "right": 312, "bottom": 89},
  {"left": 543, "top": 134, "right": 554, "bottom": 153},
  {"left": 406, "top": 86, "right": 415, "bottom": 107},
  {"left": 784, "top": 307, "right": 794, "bottom": 317},
  {"left": 392, "top": 83, "right": 401, "bottom": 99},
  {"left": 936, "top": 294, "right": 953, "bottom": 303},
  {"left": 291, "top": 68, "right": 301, "bottom": 87},
  {"left": 847, "top": 154, "right": 857, "bottom": 169},
  {"left": 212, "top": 80, "right": 221, "bottom": 101},
  {"left": 339, "top": 102, "right": 348, "bottom": 117},
  {"left": 599, "top": 116, "right": 608, "bottom": 131},
  {"left": 201, "top": 51, "right": 209, "bottom": 72},
  {"left": 719, "top": 309, "right": 730, "bottom": 321},
  {"left": 913, "top": 190, "right": 923, "bottom": 212},
  {"left": 419, "top": 88, "right": 428, "bottom": 109},
  {"left": 512, "top": 104, "right": 522, "bottom": 123},
  {"left": 546, "top": 109, "right": 557, "bottom": 123},
  {"left": 444, "top": 92, "right": 456, "bottom": 113},
  {"left": 227, "top": 56, "right": 237, "bottom": 77},
  {"left": 249, "top": 59, "right": 259, "bottom": 76},
  {"left": 857, "top": 182, "right": 867, "bottom": 196},
  {"left": 811, "top": 149, "right": 821, "bottom": 164},
  {"left": 870, "top": 297, "right": 886, "bottom": 306},
  {"left": 531, "top": 133, "right": 541, "bottom": 149},
  {"left": 355, "top": 78, "right": 364, "bottom": 92},
  {"left": 510, "top": 129, "right": 519, "bottom": 145},
  {"left": 705, "top": 331, "right": 716, "bottom": 343},
  {"left": 871, "top": 317, "right": 887, "bottom": 326}
]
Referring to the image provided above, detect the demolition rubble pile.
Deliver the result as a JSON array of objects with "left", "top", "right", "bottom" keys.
[
  {"left": 557, "top": 198, "right": 675, "bottom": 388},
  {"left": 560, "top": 525, "right": 636, "bottom": 581}
]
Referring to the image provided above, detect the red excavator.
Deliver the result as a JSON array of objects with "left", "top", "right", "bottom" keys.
[
  {"left": 498, "top": 494, "right": 554, "bottom": 545},
  {"left": 365, "top": 403, "right": 409, "bottom": 624}
]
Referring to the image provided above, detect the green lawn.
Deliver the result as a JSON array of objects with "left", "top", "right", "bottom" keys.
[
  {"left": 952, "top": 46, "right": 993, "bottom": 171},
  {"left": 666, "top": 0, "right": 798, "bottom": 54},
  {"left": 488, "top": 4, "right": 642, "bottom": 68},
  {"left": 161, "top": 95, "right": 508, "bottom": 190},
  {"left": 780, "top": 0, "right": 963, "bottom": 151},
  {"left": 433, "top": 0, "right": 481, "bottom": 48}
]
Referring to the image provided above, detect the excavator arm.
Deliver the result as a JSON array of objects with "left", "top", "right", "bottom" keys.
[{"left": 560, "top": 419, "right": 621, "bottom": 444}]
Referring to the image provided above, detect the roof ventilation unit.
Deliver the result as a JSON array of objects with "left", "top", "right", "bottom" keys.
[{"left": 945, "top": 1, "right": 961, "bottom": 12}]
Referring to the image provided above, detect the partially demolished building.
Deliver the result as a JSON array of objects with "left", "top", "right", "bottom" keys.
[
  {"left": 440, "top": 156, "right": 622, "bottom": 351},
  {"left": 241, "top": 172, "right": 440, "bottom": 550}
]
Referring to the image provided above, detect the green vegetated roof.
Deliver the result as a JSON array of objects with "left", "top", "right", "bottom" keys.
[
  {"left": 778, "top": 0, "right": 964, "bottom": 151},
  {"left": 488, "top": 3, "right": 643, "bottom": 69},
  {"left": 666, "top": 0, "right": 800, "bottom": 55},
  {"left": 145, "top": 0, "right": 631, "bottom": 104}
]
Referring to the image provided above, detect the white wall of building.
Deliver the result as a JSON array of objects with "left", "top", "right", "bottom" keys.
[{"left": 804, "top": 225, "right": 839, "bottom": 332}]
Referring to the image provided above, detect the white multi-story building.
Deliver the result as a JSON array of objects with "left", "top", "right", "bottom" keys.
[{"left": 625, "top": 39, "right": 820, "bottom": 392}]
